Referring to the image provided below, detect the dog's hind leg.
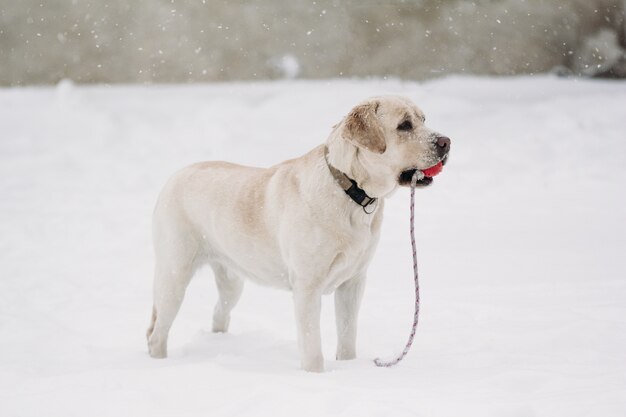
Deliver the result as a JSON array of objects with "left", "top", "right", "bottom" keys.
[
  {"left": 211, "top": 264, "right": 244, "bottom": 333},
  {"left": 147, "top": 221, "right": 200, "bottom": 359},
  {"left": 146, "top": 305, "right": 157, "bottom": 340}
]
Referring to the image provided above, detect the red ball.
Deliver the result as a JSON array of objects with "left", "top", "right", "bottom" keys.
[{"left": 421, "top": 161, "right": 443, "bottom": 177}]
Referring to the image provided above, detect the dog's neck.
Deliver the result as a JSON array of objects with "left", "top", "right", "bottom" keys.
[
  {"left": 325, "top": 130, "right": 399, "bottom": 199},
  {"left": 324, "top": 146, "right": 377, "bottom": 211}
]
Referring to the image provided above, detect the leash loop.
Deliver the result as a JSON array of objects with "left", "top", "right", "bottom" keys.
[{"left": 374, "top": 170, "right": 422, "bottom": 367}]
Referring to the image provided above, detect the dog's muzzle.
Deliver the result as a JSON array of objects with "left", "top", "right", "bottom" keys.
[{"left": 398, "top": 136, "right": 451, "bottom": 187}]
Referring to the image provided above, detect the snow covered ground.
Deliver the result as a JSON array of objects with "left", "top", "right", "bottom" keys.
[{"left": 1, "top": 76, "right": 625, "bottom": 417}]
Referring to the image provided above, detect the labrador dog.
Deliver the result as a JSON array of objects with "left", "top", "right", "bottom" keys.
[{"left": 146, "top": 95, "right": 450, "bottom": 372}]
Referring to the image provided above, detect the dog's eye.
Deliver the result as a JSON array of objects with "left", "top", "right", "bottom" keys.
[{"left": 397, "top": 120, "right": 413, "bottom": 131}]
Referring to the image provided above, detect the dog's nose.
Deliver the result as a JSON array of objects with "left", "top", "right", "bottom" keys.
[{"left": 436, "top": 136, "right": 451, "bottom": 157}]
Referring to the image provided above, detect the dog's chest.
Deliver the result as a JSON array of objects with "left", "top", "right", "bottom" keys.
[{"left": 321, "top": 213, "right": 382, "bottom": 294}]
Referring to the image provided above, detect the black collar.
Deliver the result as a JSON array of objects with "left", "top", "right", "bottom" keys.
[{"left": 324, "top": 146, "right": 377, "bottom": 213}]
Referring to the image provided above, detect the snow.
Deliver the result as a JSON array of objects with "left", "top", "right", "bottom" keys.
[{"left": 1, "top": 76, "right": 625, "bottom": 417}]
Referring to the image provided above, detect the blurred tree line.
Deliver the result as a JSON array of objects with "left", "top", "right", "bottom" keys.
[{"left": 0, "top": 0, "right": 624, "bottom": 86}]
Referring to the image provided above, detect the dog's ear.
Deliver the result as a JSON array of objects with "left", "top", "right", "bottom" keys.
[{"left": 343, "top": 101, "right": 386, "bottom": 154}]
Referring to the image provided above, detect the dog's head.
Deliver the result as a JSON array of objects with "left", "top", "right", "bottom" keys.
[{"left": 338, "top": 95, "right": 450, "bottom": 190}]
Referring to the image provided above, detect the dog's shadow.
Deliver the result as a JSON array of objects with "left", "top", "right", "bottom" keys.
[{"left": 174, "top": 330, "right": 301, "bottom": 373}]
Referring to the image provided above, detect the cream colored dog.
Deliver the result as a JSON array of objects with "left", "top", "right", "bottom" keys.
[{"left": 146, "top": 95, "right": 450, "bottom": 372}]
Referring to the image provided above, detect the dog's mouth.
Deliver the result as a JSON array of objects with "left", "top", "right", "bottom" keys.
[
  {"left": 399, "top": 169, "right": 433, "bottom": 187},
  {"left": 398, "top": 155, "right": 448, "bottom": 187}
]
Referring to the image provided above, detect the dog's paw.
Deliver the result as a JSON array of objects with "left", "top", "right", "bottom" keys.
[
  {"left": 212, "top": 314, "right": 230, "bottom": 333},
  {"left": 301, "top": 356, "right": 324, "bottom": 372},
  {"left": 336, "top": 350, "right": 356, "bottom": 361},
  {"left": 148, "top": 348, "right": 167, "bottom": 359},
  {"left": 148, "top": 338, "right": 168, "bottom": 359}
]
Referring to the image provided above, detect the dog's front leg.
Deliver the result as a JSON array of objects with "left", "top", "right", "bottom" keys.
[
  {"left": 292, "top": 286, "right": 324, "bottom": 372},
  {"left": 334, "top": 274, "right": 366, "bottom": 360}
]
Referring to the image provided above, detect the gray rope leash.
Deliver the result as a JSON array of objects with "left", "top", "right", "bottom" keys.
[{"left": 374, "top": 170, "right": 423, "bottom": 367}]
